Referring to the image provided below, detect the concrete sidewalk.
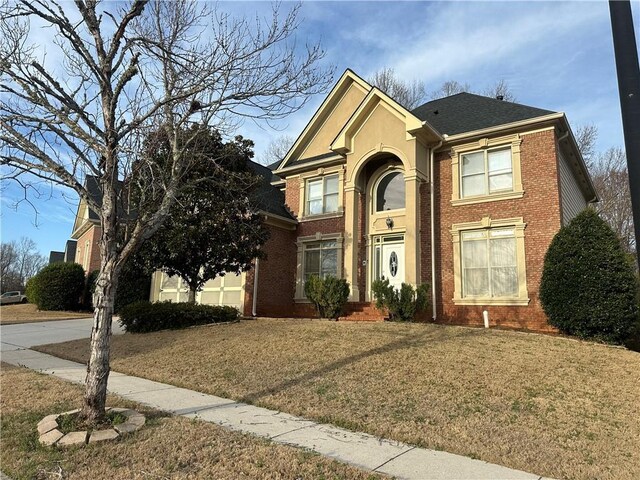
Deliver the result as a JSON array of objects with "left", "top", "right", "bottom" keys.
[{"left": 1, "top": 321, "right": 551, "bottom": 480}]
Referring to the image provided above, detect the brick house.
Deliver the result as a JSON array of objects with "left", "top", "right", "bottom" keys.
[{"left": 73, "top": 69, "right": 596, "bottom": 331}]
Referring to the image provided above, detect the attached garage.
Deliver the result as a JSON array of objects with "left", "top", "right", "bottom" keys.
[{"left": 150, "top": 271, "right": 246, "bottom": 311}]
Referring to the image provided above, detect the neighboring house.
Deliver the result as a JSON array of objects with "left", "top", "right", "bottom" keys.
[
  {"left": 70, "top": 176, "right": 104, "bottom": 274},
  {"left": 48, "top": 240, "right": 77, "bottom": 266},
  {"left": 67, "top": 69, "right": 596, "bottom": 332}
]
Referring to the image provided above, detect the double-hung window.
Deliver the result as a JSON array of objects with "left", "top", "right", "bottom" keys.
[
  {"left": 461, "top": 148, "right": 513, "bottom": 198},
  {"left": 461, "top": 228, "right": 518, "bottom": 298},
  {"left": 306, "top": 175, "right": 339, "bottom": 216},
  {"left": 303, "top": 240, "right": 338, "bottom": 282}
]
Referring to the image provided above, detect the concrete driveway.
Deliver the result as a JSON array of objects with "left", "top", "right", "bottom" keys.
[{"left": 0, "top": 317, "right": 124, "bottom": 353}]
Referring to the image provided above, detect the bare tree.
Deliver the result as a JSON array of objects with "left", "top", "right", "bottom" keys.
[
  {"left": 574, "top": 124, "right": 599, "bottom": 172},
  {"left": 368, "top": 67, "right": 426, "bottom": 109},
  {"left": 0, "top": 242, "right": 18, "bottom": 290},
  {"left": 591, "top": 147, "right": 635, "bottom": 254},
  {"left": 259, "top": 134, "right": 295, "bottom": 166},
  {"left": 0, "top": 237, "right": 45, "bottom": 292},
  {"left": 430, "top": 79, "right": 517, "bottom": 102},
  {"left": 429, "top": 80, "right": 471, "bottom": 100},
  {"left": 0, "top": 0, "right": 332, "bottom": 422},
  {"left": 483, "top": 79, "right": 517, "bottom": 102}
]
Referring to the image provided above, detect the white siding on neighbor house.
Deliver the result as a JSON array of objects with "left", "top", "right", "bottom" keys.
[{"left": 559, "top": 152, "right": 587, "bottom": 225}]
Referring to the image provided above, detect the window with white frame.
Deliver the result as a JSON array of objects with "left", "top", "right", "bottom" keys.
[
  {"left": 461, "top": 228, "right": 518, "bottom": 298},
  {"left": 375, "top": 171, "right": 405, "bottom": 212},
  {"left": 303, "top": 240, "right": 339, "bottom": 281},
  {"left": 306, "top": 174, "right": 339, "bottom": 215},
  {"left": 83, "top": 241, "right": 90, "bottom": 270},
  {"left": 461, "top": 147, "right": 513, "bottom": 198}
]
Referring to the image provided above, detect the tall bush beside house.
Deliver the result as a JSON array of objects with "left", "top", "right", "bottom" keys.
[
  {"left": 28, "top": 263, "right": 85, "bottom": 311},
  {"left": 304, "top": 275, "right": 350, "bottom": 320},
  {"left": 372, "top": 277, "right": 429, "bottom": 322},
  {"left": 113, "top": 259, "right": 152, "bottom": 313},
  {"left": 24, "top": 276, "right": 39, "bottom": 306},
  {"left": 540, "top": 209, "right": 639, "bottom": 344}
]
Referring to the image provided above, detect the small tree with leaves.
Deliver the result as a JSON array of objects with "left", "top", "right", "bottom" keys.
[
  {"left": 140, "top": 127, "right": 269, "bottom": 303},
  {"left": 540, "top": 209, "right": 639, "bottom": 343}
]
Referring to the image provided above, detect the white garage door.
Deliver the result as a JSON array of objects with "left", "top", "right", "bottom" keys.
[{"left": 157, "top": 272, "right": 244, "bottom": 310}]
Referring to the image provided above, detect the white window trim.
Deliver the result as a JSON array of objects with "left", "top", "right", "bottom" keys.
[
  {"left": 451, "top": 216, "right": 529, "bottom": 306},
  {"left": 295, "top": 233, "right": 343, "bottom": 301},
  {"left": 451, "top": 134, "right": 524, "bottom": 206},
  {"left": 297, "top": 166, "right": 345, "bottom": 219},
  {"left": 460, "top": 146, "right": 513, "bottom": 198},
  {"left": 83, "top": 240, "right": 90, "bottom": 270},
  {"left": 373, "top": 169, "right": 406, "bottom": 213}
]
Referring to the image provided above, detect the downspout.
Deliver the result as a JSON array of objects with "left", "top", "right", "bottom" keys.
[
  {"left": 430, "top": 140, "right": 443, "bottom": 321},
  {"left": 251, "top": 257, "right": 260, "bottom": 317}
]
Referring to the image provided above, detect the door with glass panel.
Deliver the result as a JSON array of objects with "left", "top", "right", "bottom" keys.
[{"left": 373, "top": 235, "right": 405, "bottom": 291}]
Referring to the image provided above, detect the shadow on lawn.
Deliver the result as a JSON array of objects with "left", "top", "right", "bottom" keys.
[{"left": 240, "top": 324, "right": 483, "bottom": 404}]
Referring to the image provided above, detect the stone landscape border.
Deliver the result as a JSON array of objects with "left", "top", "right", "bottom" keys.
[{"left": 38, "top": 407, "right": 145, "bottom": 447}]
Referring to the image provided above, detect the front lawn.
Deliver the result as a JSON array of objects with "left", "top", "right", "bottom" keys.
[
  {"left": 0, "top": 303, "right": 91, "bottom": 324},
  {"left": 0, "top": 363, "right": 381, "bottom": 480},
  {"left": 37, "top": 318, "right": 640, "bottom": 480}
]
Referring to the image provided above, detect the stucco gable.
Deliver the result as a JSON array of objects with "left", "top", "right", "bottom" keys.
[
  {"left": 276, "top": 70, "right": 370, "bottom": 171},
  {"left": 331, "top": 87, "right": 441, "bottom": 155}
]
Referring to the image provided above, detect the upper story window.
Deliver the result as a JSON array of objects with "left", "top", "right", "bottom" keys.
[
  {"left": 375, "top": 170, "right": 405, "bottom": 212},
  {"left": 306, "top": 174, "right": 339, "bottom": 216},
  {"left": 461, "top": 147, "right": 513, "bottom": 198}
]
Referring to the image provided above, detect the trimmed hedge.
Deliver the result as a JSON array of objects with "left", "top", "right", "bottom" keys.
[
  {"left": 372, "top": 278, "right": 429, "bottom": 322},
  {"left": 118, "top": 301, "right": 239, "bottom": 333},
  {"left": 28, "top": 263, "right": 85, "bottom": 311},
  {"left": 540, "top": 209, "right": 639, "bottom": 344},
  {"left": 304, "top": 275, "right": 350, "bottom": 320}
]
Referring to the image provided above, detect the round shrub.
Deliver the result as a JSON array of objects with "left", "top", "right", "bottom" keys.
[
  {"left": 540, "top": 209, "right": 639, "bottom": 344},
  {"left": 303, "top": 275, "right": 350, "bottom": 320},
  {"left": 30, "top": 262, "right": 85, "bottom": 311}
]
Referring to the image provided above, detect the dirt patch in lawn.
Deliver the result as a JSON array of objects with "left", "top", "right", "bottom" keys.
[
  {"left": 36, "top": 319, "right": 640, "bottom": 480},
  {"left": 0, "top": 303, "right": 91, "bottom": 324},
  {"left": 0, "top": 363, "right": 382, "bottom": 480}
]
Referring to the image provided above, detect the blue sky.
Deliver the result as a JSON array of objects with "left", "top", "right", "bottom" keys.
[{"left": 1, "top": 0, "right": 638, "bottom": 258}]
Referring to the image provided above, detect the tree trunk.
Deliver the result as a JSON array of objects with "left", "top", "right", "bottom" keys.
[
  {"left": 82, "top": 263, "right": 118, "bottom": 423},
  {"left": 188, "top": 287, "right": 196, "bottom": 304}
]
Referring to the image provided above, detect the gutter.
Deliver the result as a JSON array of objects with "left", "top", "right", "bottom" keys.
[
  {"left": 430, "top": 140, "right": 443, "bottom": 321},
  {"left": 252, "top": 257, "right": 260, "bottom": 317}
]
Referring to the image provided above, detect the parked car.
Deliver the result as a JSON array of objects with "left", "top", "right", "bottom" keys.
[{"left": 0, "top": 291, "right": 28, "bottom": 305}]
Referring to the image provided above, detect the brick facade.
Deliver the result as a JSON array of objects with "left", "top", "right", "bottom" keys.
[
  {"left": 74, "top": 225, "right": 102, "bottom": 274},
  {"left": 432, "top": 129, "right": 560, "bottom": 332},
  {"left": 243, "top": 224, "right": 297, "bottom": 317},
  {"left": 256, "top": 129, "right": 567, "bottom": 332}
]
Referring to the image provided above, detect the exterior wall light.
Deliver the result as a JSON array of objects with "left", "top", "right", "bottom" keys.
[{"left": 386, "top": 216, "right": 394, "bottom": 229}]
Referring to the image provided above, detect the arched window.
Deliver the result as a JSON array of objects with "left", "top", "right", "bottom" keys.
[{"left": 375, "top": 171, "right": 405, "bottom": 212}]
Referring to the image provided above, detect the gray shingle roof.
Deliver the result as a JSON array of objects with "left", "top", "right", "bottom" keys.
[
  {"left": 411, "top": 93, "right": 556, "bottom": 136},
  {"left": 247, "top": 160, "right": 295, "bottom": 220}
]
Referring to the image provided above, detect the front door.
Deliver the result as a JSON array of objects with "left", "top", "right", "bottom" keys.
[{"left": 374, "top": 235, "right": 405, "bottom": 291}]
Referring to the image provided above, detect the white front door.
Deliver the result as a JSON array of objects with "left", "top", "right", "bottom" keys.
[{"left": 376, "top": 237, "right": 405, "bottom": 291}]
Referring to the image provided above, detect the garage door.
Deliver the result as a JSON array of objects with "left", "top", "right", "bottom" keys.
[{"left": 156, "top": 272, "right": 245, "bottom": 310}]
